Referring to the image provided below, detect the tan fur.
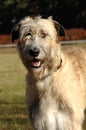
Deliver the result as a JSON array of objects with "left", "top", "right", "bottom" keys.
[{"left": 11, "top": 16, "right": 86, "bottom": 130}]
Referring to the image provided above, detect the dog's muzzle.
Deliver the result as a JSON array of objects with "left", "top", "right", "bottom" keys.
[
  {"left": 25, "top": 46, "right": 43, "bottom": 69},
  {"left": 29, "top": 47, "right": 40, "bottom": 57}
]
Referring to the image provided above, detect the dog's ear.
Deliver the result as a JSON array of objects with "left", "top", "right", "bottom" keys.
[
  {"left": 54, "top": 20, "right": 68, "bottom": 39},
  {"left": 48, "top": 17, "right": 68, "bottom": 39},
  {"left": 11, "top": 23, "right": 20, "bottom": 42}
]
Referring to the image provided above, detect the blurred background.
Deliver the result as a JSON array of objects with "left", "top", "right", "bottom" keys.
[{"left": 0, "top": 0, "right": 86, "bottom": 44}]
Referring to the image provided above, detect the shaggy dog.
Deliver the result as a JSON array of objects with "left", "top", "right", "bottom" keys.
[{"left": 11, "top": 16, "right": 86, "bottom": 130}]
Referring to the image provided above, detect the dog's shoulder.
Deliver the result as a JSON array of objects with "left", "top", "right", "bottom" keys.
[
  {"left": 61, "top": 45, "right": 86, "bottom": 75},
  {"left": 61, "top": 46, "right": 86, "bottom": 60}
]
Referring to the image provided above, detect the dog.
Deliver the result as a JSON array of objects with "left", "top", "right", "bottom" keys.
[{"left": 11, "top": 16, "right": 86, "bottom": 130}]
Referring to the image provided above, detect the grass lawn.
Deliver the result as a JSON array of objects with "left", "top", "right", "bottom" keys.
[
  {"left": 0, "top": 48, "right": 31, "bottom": 130},
  {"left": 0, "top": 43, "right": 86, "bottom": 130}
]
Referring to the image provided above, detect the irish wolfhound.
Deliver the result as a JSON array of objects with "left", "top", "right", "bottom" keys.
[{"left": 11, "top": 16, "right": 86, "bottom": 130}]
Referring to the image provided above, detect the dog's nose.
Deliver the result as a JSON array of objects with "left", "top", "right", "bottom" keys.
[{"left": 29, "top": 47, "right": 40, "bottom": 57}]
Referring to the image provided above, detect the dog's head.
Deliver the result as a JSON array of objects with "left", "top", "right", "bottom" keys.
[{"left": 11, "top": 16, "right": 67, "bottom": 77}]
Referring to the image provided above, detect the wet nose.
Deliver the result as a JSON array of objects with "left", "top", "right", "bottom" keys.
[{"left": 29, "top": 47, "right": 40, "bottom": 57}]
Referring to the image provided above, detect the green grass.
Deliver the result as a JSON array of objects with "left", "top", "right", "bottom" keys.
[
  {"left": 0, "top": 44, "right": 86, "bottom": 130},
  {"left": 0, "top": 49, "right": 31, "bottom": 130}
]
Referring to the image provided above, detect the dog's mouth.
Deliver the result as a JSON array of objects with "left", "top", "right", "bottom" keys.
[{"left": 30, "top": 58, "right": 43, "bottom": 69}]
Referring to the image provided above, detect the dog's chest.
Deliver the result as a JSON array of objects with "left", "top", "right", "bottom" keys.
[
  {"left": 33, "top": 95, "right": 72, "bottom": 130},
  {"left": 36, "top": 73, "right": 56, "bottom": 92},
  {"left": 32, "top": 74, "right": 72, "bottom": 130}
]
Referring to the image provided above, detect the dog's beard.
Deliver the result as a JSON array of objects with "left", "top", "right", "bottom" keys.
[
  {"left": 29, "top": 63, "right": 46, "bottom": 79},
  {"left": 27, "top": 57, "right": 62, "bottom": 79},
  {"left": 23, "top": 56, "right": 45, "bottom": 79}
]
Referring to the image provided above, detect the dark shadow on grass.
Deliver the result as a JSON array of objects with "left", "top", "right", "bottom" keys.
[
  {"left": 0, "top": 100, "right": 25, "bottom": 105},
  {"left": 0, "top": 117, "right": 28, "bottom": 124},
  {"left": 0, "top": 100, "right": 29, "bottom": 129},
  {"left": 0, "top": 101, "right": 27, "bottom": 115}
]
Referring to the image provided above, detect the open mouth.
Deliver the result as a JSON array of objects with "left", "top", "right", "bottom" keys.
[{"left": 30, "top": 58, "right": 43, "bottom": 68}]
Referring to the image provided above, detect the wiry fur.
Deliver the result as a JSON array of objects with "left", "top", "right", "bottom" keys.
[{"left": 11, "top": 16, "right": 86, "bottom": 130}]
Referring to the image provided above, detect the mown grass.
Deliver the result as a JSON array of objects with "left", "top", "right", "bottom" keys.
[
  {"left": 0, "top": 49, "right": 31, "bottom": 130},
  {"left": 0, "top": 44, "right": 86, "bottom": 130}
]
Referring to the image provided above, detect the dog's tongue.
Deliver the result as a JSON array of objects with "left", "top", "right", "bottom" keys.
[{"left": 32, "top": 60, "right": 41, "bottom": 68}]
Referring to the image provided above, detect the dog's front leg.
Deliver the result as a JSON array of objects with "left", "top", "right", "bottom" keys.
[{"left": 29, "top": 102, "right": 39, "bottom": 123}]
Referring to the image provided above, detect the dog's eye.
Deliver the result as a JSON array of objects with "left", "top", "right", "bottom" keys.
[
  {"left": 25, "top": 32, "right": 32, "bottom": 37},
  {"left": 41, "top": 30, "right": 47, "bottom": 38}
]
